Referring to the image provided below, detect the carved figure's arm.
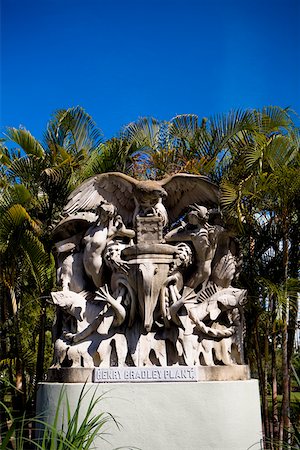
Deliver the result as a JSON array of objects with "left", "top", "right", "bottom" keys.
[
  {"left": 164, "top": 223, "right": 190, "bottom": 242},
  {"left": 64, "top": 312, "right": 105, "bottom": 344},
  {"left": 95, "top": 285, "right": 126, "bottom": 326},
  {"left": 63, "top": 299, "right": 113, "bottom": 344},
  {"left": 107, "top": 215, "right": 135, "bottom": 240}
]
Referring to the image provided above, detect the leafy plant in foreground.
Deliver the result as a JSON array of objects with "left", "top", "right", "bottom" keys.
[{"left": 0, "top": 383, "right": 119, "bottom": 450}]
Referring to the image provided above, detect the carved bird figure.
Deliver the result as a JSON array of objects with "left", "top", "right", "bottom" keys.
[{"left": 63, "top": 172, "right": 219, "bottom": 226}]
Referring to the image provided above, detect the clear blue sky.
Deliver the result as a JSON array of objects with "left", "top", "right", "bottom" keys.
[{"left": 1, "top": 0, "right": 300, "bottom": 141}]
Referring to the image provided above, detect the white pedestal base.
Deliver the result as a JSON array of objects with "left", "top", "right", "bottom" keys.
[{"left": 37, "top": 380, "right": 263, "bottom": 450}]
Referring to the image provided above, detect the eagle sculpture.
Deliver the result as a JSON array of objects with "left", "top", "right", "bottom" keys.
[{"left": 62, "top": 172, "right": 219, "bottom": 226}]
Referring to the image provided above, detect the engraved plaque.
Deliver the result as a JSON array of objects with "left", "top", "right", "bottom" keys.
[
  {"left": 93, "top": 366, "right": 198, "bottom": 383},
  {"left": 136, "top": 216, "right": 163, "bottom": 243}
]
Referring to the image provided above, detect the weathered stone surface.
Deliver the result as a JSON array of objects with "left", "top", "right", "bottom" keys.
[
  {"left": 47, "top": 367, "right": 94, "bottom": 383},
  {"left": 49, "top": 172, "right": 247, "bottom": 380}
]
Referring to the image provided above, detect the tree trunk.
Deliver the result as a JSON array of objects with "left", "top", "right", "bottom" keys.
[
  {"left": 271, "top": 297, "right": 279, "bottom": 446},
  {"left": 287, "top": 216, "right": 299, "bottom": 365},
  {"left": 12, "top": 315, "right": 26, "bottom": 417},
  {"left": 0, "top": 284, "right": 10, "bottom": 440},
  {"left": 35, "top": 302, "right": 47, "bottom": 384},
  {"left": 279, "top": 216, "right": 291, "bottom": 448},
  {"left": 280, "top": 319, "right": 290, "bottom": 447},
  {"left": 264, "top": 310, "right": 271, "bottom": 448},
  {"left": 254, "top": 324, "right": 269, "bottom": 447}
]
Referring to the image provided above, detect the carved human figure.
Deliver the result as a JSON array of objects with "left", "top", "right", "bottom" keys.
[
  {"left": 165, "top": 205, "right": 221, "bottom": 290},
  {"left": 83, "top": 202, "right": 135, "bottom": 288},
  {"left": 55, "top": 234, "right": 87, "bottom": 293},
  {"left": 51, "top": 289, "right": 127, "bottom": 367}
]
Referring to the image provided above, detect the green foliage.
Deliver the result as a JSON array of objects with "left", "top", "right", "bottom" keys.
[
  {"left": 5, "top": 128, "right": 45, "bottom": 158},
  {"left": 44, "top": 106, "right": 102, "bottom": 156},
  {"left": 0, "top": 383, "right": 119, "bottom": 450},
  {"left": 0, "top": 106, "right": 105, "bottom": 420}
]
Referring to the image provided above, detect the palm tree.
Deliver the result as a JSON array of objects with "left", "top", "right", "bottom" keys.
[
  {"left": 220, "top": 106, "right": 300, "bottom": 448},
  {"left": 0, "top": 107, "right": 103, "bottom": 411},
  {"left": 120, "top": 111, "right": 259, "bottom": 180},
  {"left": 0, "top": 183, "right": 51, "bottom": 414}
]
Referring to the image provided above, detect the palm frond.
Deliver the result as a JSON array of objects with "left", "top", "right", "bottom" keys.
[
  {"left": 220, "top": 180, "right": 239, "bottom": 209},
  {"left": 40, "top": 166, "right": 71, "bottom": 190},
  {"left": 243, "top": 133, "right": 268, "bottom": 170},
  {"left": 264, "top": 134, "right": 299, "bottom": 171},
  {"left": 8, "top": 156, "right": 45, "bottom": 188},
  {"left": 47, "top": 142, "right": 86, "bottom": 169},
  {"left": 220, "top": 178, "right": 252, "bottom": 226},
  {"left": 0, "top": 147, "right": 13, "bottom": 167},
  {"left": 258, "top": 277, "right": 300, "bottom": 314},
  {"left": 122, "top": 117, "right": 161, "bottom": 150},
  {"left": 6, "top": 128, "right": 45, "bottom": 157},
  {"left": 0, "top": 184, "right": 33, "bottom": 215},
  {"left": 44, "top": 108, "right": 68, "bottom": 149},
  {"left": 19, "top": 229, "right": 52, "bottom": 289},
  {"left": 258, "top": 105, "right": 293, "bottom": 133},
  {"left": 82, "top": 139, "right": 136, "bottom": 177},
  {"left": 210, "top": 109, "right": 256, "bottom": 152},
  {"left": 191, "top": 126, "right": 214, "bottom": 159},
  {"left": 0, "top": 204, "right": 40, "bottom": 253},
  {"left": 168, "top": 114, "right": 199, "bottom": 141},
  {"left": 46, "top": 106, "right": 103, "bottom": 155}
]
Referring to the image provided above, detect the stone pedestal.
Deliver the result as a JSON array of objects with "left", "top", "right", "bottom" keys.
[{"left": 37, "top": 379, "right": 263, "bottom": 450}]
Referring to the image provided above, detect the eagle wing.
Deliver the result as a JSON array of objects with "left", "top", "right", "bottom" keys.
[
  {"left": 63, "top": 172, "right": 137, "bottom": 225},
  {"left": 160, "top": 173, "right": 219, "bottom": 222}
]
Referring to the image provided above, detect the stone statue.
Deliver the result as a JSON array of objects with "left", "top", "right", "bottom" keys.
[
  {"left": 50, "top": 172, "right": 247, "bottom": 373},
  {"left": 82, "top": 202, "right": 135, "bottom": 287}
]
